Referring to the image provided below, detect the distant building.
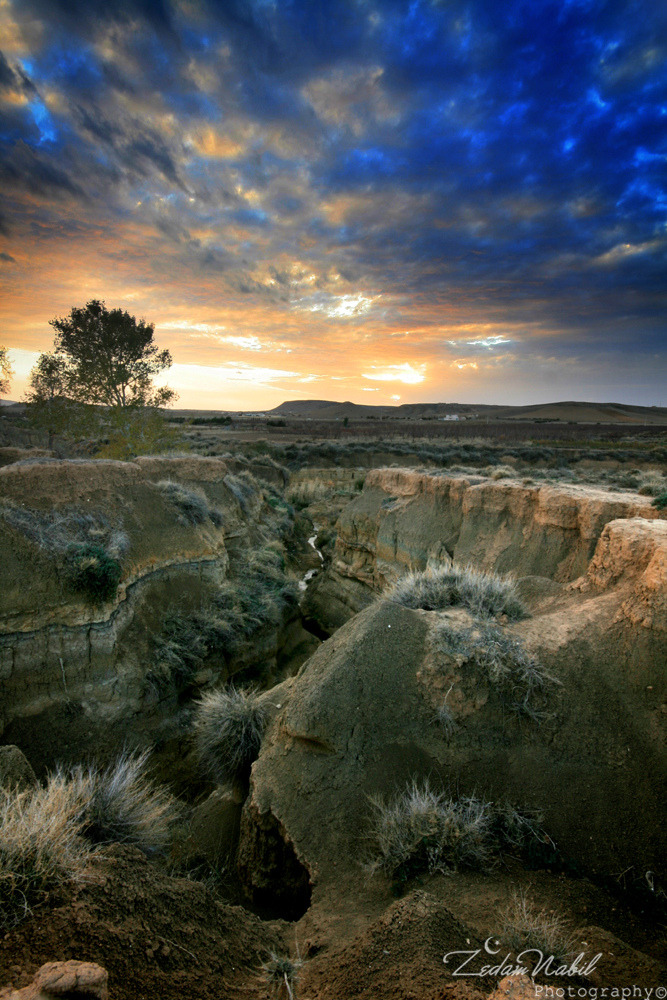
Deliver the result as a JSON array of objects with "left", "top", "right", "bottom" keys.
[{"left": 441, "top": 414, "right": 460, "bottom": 421}]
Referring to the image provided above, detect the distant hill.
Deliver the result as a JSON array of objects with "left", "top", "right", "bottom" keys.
[{"left": 269, "top": 398, "right": 667, "bottom": 424}]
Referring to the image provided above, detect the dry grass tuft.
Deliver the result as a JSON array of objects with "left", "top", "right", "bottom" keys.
[
  {"left": 156, "top": 480, "right": 223, "bottom": 526},
  {"left": 286, "top": 478, "right": 331, "bottom": 508},
  {"left": 65, "top": 751, "right": 180, "bottom": 856},
  {"left": 368, "top": 780, "right": 551, "bottom": 885},
  {"left": 0, "top": 775, "right": 95, "bottom": 929},
  {"left": 501, "top": 890, "right": 578, "bottom": 962},
  {"left": 193, "top": 687, "right": 268, "bottom": 785},
  {"left": 368, "top": 779, "right": 496, "bottom": 882},
  {"left": 385, "top": 564, "right": 527, "bottom": 620}
]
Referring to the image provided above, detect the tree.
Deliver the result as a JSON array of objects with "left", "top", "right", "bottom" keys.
[
  {"left": 24, "top": 352, "right": 84, "bottom": 448},
  {"left": 49, "top": 299, "right": 176, "bottom": 408},
  {"left": 0, "top": 346, "right": 13, "bottom": 396}
]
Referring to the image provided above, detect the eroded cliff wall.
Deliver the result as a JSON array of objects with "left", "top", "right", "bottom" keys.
[
  {"left": 305, "top": 468, "right": 666, "bottom": 630},
  {"left": 0, "top": 457, "right": 309, "bottom": 767}
]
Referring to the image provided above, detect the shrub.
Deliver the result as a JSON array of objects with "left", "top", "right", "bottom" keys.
[
  {"left": 193, "top": 687, "right": 268, "bottom": 785},
  {"left": 66, "top": 543, "right": 122, "bottom": 602},
  {"left": 432, "top": 700, "right": 456, "bottom": 738},
  {"left": 487, "top": 465, "right": 516, "bottom": 480},
  {"left": 636, "top": 471, "right": 666, "bottom": 497},
  {"left": 501, "top": 891, "right": 577, "bottom": 962},
  {"left": 151, "top": 546, "right": 298, "bottom": 692},
  {"left": 430, "top": 619, "right": 558, "bottom": 717},
  {"left": 368, "top": 780, "right": 551, "bottom": 886},
  {"left": 0, "top": 505, "right": 129, "bottom": 558},
  {"left": 0, "top": 775, "right": 95, "bottom": 929},
  {"left": 64, "top": 751, "right": 180, "bottom": 856},
  {"left": 652, "top": 492, "right": 667, "bottom": 510},
  {"left": 385, "top": 564, "right": 527, "bottom": 620},
  {"left": 156, "top": 479, "right": 222, "bottom": 526}
]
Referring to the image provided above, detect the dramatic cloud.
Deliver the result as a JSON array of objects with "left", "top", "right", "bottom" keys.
[{"left": 0, "top": 0, "right": 665, "bottom": 405}]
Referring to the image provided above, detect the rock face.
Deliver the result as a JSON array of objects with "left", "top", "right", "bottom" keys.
[
  {"left": 0, "top": 745, "right": 37, "bottom": 791},
  {"left": 238, "top": 477, "right": 667, "bottom": 905},
  {"left": 0, "top": 961, "right": 109, "bottom": 1000},
  {"left": 0, "top": 457, "right": 308, "bottom": 768},
  {"left": 306, "top": 469, "right": 665, "bottom": 631}
]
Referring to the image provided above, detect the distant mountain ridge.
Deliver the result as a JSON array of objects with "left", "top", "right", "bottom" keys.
[{"left": 268, "top": 398, "right": 667, "bottom": 423}]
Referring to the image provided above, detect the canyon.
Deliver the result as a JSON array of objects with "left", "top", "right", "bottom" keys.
[{"left": 0, "top": 456, "right": 665, "bottom": 999}]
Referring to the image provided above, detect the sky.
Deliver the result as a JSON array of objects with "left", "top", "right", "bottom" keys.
[{"left": 0, "top": 0, "right": 666, "bottom": 410}]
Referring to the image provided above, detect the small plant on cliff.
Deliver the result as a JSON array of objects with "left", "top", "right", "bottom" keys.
[
  {"left": 0, "top": 775, "right": 95, "bottom": 929},
  {"left": 150, "top": 546, "right": 298, "bottom": 693},
  {"left": 286, "top": 478, "right": 331, "bottom": 509},
  {"left": 385, "top": 564, "right": 527, "bottom": 620},
  {"left": 63, "top": 751, "right": 180, "bottom": 856},
  {"left": 652, "top": 492, "right": 667, "bottom": 510},
  {"left": 224, "top": 471, "right": 259, "bottom": 515},
  {"left": 193, "top": 687, "right": 268, "bottom": 785},
  {"left": 500, "top": 890, "right": 577, "bottom": 963},
  {"left": 430, "top": 620, "right": 558, "bottom": 718},
  {"left": 65, "top": 543, "right": 123, "bottom": 602},
  {"left": 0, "top": 505, "right": 128, "bottom": 602},
  {"left": 0, "top": 505, "right": 129, "bottom": 559},
  {"left": 156, "top": 479, "right": 223, "bottom": 526}
]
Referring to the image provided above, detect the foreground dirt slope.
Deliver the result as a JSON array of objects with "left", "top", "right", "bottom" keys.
[{"left": 0, "top": 845, "right": 288, "bottom": 1000}]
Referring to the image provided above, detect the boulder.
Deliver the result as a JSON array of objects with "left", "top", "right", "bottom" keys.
[
  {"left": 188, "top": 785, "right": 245, "bottom": 864},
  {"left": 0, "top": 961, "right": 108, "bottom": 1000},
  {"left": 0, "top": 745, "right": 37, "bottom": 791}
]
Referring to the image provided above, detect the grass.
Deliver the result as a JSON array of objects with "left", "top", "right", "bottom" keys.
[
  {"left": 368, "top": 779, "right": 551, "bottom": 885},
  {"left": 0, "top": 775, "right": 95, "bottom": 929},
  {"left": 430, "top": 619, "right": 558, "bottom": 718},
  {"left": 0, "top": 504, "right": 129, "bottom": 557},
  {"left": 286, "top": 478, "right": 331, "bottom": 509},
  {"left": 636, "top": 470, "right": 666, "bottom": 496},
  {"left": 156, "top": 479, "right": 223, "bottom": 526},
  {"left": 369, "top": 781, "right": 495, "bottom": 882},
  {"left": 0, "top": 751, "right": 180, "bottom": 927},
  {"left": 63, "top": 751, "right": 181, "bottom": 856},
  {"left": 432, "top": 699, "right": 457, "bottom": 738},
  {"left": 223, "top": 470, "right": 259, "bottom": 515},
  {"left": 150, "top": 546, "right": 299, "bottom": 693},
  {"left": 193, "top": 686, "right": 268, "bottom": 785},
  {"left": 385, "top": 564, "right": 528, "bottom": 620},
  {"left": 501, "top": 890, "right": 577, "bottom": 962},
  {"left": 263, "top": 951, "right": 303, "bottom": 1000}
]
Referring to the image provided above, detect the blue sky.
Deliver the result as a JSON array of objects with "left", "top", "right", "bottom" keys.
[{"left": 1, "top": 0, "right": 666, "bottom": 407}]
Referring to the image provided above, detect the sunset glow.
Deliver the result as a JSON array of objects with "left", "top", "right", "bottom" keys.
[{"left": 1, "top": 0, "right": 665, "bottom": 408}]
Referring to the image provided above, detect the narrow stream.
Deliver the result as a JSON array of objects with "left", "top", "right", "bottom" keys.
[{"left": 299, "top": 528, "right": 324, "bottom": 593}]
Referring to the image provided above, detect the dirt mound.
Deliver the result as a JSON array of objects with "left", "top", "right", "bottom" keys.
[
  {"left": 240, "top": 593, "right": 666, "bottom": 900},
  {"left": 300, "top": 890, "right": 491, "bottom": 1000},
  {"left": 0, "top": 845, "right": 287, "bottom": 1000}
]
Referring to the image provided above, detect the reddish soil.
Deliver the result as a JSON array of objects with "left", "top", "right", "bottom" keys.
[{"left": 0, "top": 845, "right": 287, "bottom": 1000}]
